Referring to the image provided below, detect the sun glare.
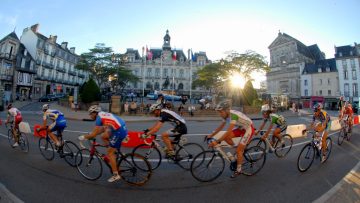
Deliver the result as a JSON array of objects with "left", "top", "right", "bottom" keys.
[{"left": 230, "top": 72, "right": 246, "bottom": 89}]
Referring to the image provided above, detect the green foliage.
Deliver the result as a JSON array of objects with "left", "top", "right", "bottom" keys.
[
  {"left": 81, "top": 78, "right": 101, "bottom": 103},
  {"left": 241, "top": 81, "right": 258, "bottom": 106}
]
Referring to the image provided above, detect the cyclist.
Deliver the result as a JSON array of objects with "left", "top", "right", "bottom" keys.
[
  {"left": 206, "top": 100, "right": 255, "bottom": 178},
  {"left": 310, "top": 103, "right": 330, "bottom": 163},
  {"left": 144, "top": 103, "right": 187, "bottom": 158},
  {"left": 36, "top": 104, "right": 67, "bottom": 149},
  {"left": 255, "top": 104, "right": 287, "bottom": 150},
  {"left": 5, "top": 103, "right": 23, "bottom": 147},
  {"left": 78, "top": 105, "right": 128, "bottom": 183},
  {"left": 341, "top": 101, "right": 353, "bottom": 134}
]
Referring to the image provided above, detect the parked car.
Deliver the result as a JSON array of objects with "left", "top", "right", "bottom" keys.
[
  {"left": 55, "top": 93, "right": 66, "bottom": 99},
  {"left": 164, "top": 94, "right": 181, "bottom": 101},
  {"left": 146, "top": 93, "right": 158, "bottom": 100},
  {"left": 38, "top": 95, "right": 55, "bottom": 102}
]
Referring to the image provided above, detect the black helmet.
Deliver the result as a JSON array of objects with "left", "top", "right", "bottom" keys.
[{"left": 7, "top": 103, "right": 13, "bottom": 110}]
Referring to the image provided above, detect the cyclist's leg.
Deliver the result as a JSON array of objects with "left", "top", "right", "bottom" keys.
[
  {"left": 107, "top": 130, "right": 125, "bottom": 182},
  {"left": 101, "top": 127, "right": 111, "bottom": 146},
  {"left": 162, "top": 130, "right": 175, "bottom": 154},
  {"left": 233, "top": 125, "right": 253, "bottom": 177},
  {"left": 48, "top": 122, "right": 60, "bottom": 146},
  {"left": 12, "top": 121, "right": 19, "bottom": 143},
  {"left": 348, "top": 117, "right": 353, "bottom": 133}
]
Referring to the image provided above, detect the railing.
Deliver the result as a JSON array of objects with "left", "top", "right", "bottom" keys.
[
  {"left": 78, "top": 73, "right": 85, "bottom": 78},
  {"left": 68, "top": 70, "right": 77, "bottom": 76},
  {"left": 0, "top": 53, "right": 16, "bottom": 60},
  {"left": 56, "top": 65, "right": 66, "bottom": 73}
]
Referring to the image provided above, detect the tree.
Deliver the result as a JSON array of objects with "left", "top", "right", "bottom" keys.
[
  {"left": 81, "top": 78, "right": 101, "bottom": 103},
  {"left": 241, "top": 80, "right": 258, "bottom": 106}
]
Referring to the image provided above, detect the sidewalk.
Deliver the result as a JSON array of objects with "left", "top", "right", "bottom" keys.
[{"left": 0, "top": 183, "right": 24, "bottom": 203}]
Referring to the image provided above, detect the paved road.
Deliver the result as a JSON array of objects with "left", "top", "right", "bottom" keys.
[{"left": 0, "top": 103, "right": 359, "bottom": 202}]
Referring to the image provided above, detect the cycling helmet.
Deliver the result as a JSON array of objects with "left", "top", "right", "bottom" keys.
[
  {"left": 313, "top": 103, "right": 322, "bottom": 112},
  {"left": 149, "top": 103, "right": 162, "bottom": 113},
  {"left": 6, "top": 103, "right": 13, "bottom": 110},
  {"left": 215, "top": 100, "right": 231, "bottom": 111},
  {"left": 42, "top": 104, "right": 50, "bottom": 111},
  {"left": 261, "top": 104, "right": 270, "bottom": 112},
  {"left": 88, "top": 105, "right": 101, "bottom": 113}
]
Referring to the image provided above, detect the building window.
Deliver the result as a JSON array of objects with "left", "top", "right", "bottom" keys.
[
  {"left": 344, "top": 83, "right": 349, "bottom": 97},
  {"left": 147, "top": 68, "right": 152, "bottom": 77},
  {"left": 344, "top": 70, "right": 348, "bottom": 79},
  {"left": 320, "top": 79, "right": 322, "bottom": 85},
  {"left": 319, "top": 90, "right": 322, "bottom": 95},
  {"left": 305, "top": 89, "right": 308, "bottom": 96},
  {"left": 353, "top": 83, "right": 358, "bottom": 97},
  {"left": 328, "top": 90, "right": 331, "bottom": 95},
  {"left": 328, "top": 79, "right": 330, "bottom": 85},
  {"left": 164, "top": 68, "right": 168, "bottom": 77},
  {"left": 155, "top": 68, "right": 160, "bottom": 77},
  {"left": 352, "top": 69, "right": 357, "bottom": 80},
  {"left": 351, "top": 59, "right": 355, "bottom": 67},
  {"left": 304, "top": 80, "right": 308, "bottom": 86}
]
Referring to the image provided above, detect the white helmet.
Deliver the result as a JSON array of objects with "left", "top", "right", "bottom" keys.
[
  {"left": 149, "top": 103, "right": 162, "bottom": 113},
  {"left": 42, "top": 104, "right": 50, "bottom": 111},
  {"left": 261, "top": 104, "right": 270, "bottom": 112},
  {"left": 88, "top": 105, "right": 101, "bottom": 113}
]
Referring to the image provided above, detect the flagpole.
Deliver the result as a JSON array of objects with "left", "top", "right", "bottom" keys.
[
  {"left": 190, "top": 49, "right": 193, "bottom": 104},
  {"left": 142, "top": 48, "right": 146, "bottom": 100},
  {"left": 160, "top": 51, "right": 163, "bottom": 92},
  {"left": 172, "top": 49, "right": 176, "bottom": 103}
]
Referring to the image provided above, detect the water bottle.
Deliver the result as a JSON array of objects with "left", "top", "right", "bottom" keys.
[{"left": 227, "top": 152, "right": 235, "bottom": 162}]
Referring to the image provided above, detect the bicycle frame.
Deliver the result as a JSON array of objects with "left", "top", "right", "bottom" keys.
[{"left": 143, "top": 134, "right": 187, "bottom": 153}]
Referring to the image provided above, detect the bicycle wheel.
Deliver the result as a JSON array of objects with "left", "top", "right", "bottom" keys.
[
  {"left": 118, "top": 153, "right": 152, "bottom": 186},
  {"left": 132, "top": 144, "right": 161, "bottom": 171},
  {"left": 274, "top": 134, "right": 293, "bottom": 158},
  {"left": 322, "top": 137, "right": 332, "bottom": 163},
  {"left": 175, "top": 143, "right": 204, "bottom": 170},
  {"left": 38, "top": 137, "right": 55, "bottom": 160},
  {"left": 337, "top": 128, "right": 346, "bottom": 145},
  {"left": 18, "top": 133, "right": 29, "bottom": 153},
  {"left": 247, "top": 137, "right": 266, "bottom": 150},
  {"left": 62, "top": 141, "right": 81, "bottom": 167},
  {"left": 242, "top": 146, "right": 266, "bottom": 176},
  {"left": 7, "top": 129, "right": 16, "bottom": 148},
  {"left": 76, "top": 149, "right": 103, "bottom": 180},
  {"left": 297, "top": 143, "right": 315, "bottom": 172},
  {"left": 190, "top": 150, "right": 225, "bottom": 182}
]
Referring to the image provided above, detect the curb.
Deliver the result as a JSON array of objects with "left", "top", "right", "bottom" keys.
[
  {"left": 313, "top": 161, "right": 360, "bottom": 203},
  {"left": 0, "top": 182, "right": 24, "bottom": 203}
]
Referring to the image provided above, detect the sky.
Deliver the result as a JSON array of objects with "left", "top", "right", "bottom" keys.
[{"left": 1, "top": 0, "right": 360, "bottom": 88}]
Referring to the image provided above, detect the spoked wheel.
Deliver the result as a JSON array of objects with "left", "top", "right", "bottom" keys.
[
  {"left": 7, "top": 129, "right": 16, "bottom": 148},
  {"left": 62, "top": 140, "right": 81, "bottom": 167},
  {"left": 175, "top": 143, "right": 204, "bottom": 170},
  {"left": 338, "top": 128, "right": 346, "bottom": 145},
  {"left": 322, "top": 137, "right": 332, "bottom": 163},
  {"left": 18, "top": 133, "right": 29, "bottom": 153},
  {"left": 190, "top": 150, "right": 225, "bottom": 182},
  {"left": 118, "top": 153, "right": 152, "bottom": 186},
  {"left": 38, "top": 137, "right": 55, "bottom": 160},
  {"left": 297, "top": 143, "right": 315, "bottom": 172},
  {"left": 274, "top": 134, "right": 293, "bottom": 158},
  {"left": 247, "top": 137, "right": 267, "bottom": 151},
  {"left": 132, "top": 144, "right": 161, "bottom": 171},
  {"left": 76, "top": 149, "right": 103, "bottom": 180},
  {"left": 242, "top": 146, "right": 266, "bottom": 176}
]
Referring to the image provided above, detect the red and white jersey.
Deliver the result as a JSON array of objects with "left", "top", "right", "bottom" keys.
[
  {"left": 95, "top": 111, "right": 125, "bottom": 131},
  {"left": 8, "top": 107, "right": 21, "bottom": 117}
]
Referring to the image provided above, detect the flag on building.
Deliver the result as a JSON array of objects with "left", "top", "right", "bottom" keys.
[
  {"left": 172, "top": 50, "right": 177, "bottom": 61},
  {"left": 191, "top": 49, "right": 196, "bottom": 62},
  {"left": 142, "top": 46, "right": 145, "bottom": 58}
]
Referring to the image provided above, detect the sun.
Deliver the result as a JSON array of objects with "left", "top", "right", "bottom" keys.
[{"left": 229, "top": 72, "right": 246, "bottom": 89}]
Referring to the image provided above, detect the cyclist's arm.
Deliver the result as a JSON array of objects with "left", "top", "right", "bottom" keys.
[
  {"left": 147, "top": 121, "right": 163, "bottom": 135},
  {"left": 217, "top": 122, "right": 236, "bottom": 143},
  {"left": 255, "top": 120, "right": 266, "bottom": 135},
  {"left": 263, "top": 123, "right": 274, "bottom": 137},
  {"left": 5, "top": 112, "right": 11, "bottom": 124},
  {"left": 208, "top": 121, "right": 226, "bottom": 138},
  {"left": 84, "top": 126, "right": 105, "bottom": 139}
]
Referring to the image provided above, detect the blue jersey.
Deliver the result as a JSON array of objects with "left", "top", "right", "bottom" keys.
[{"left": 95, "top": 112, "right": 127, "bottom": 139}]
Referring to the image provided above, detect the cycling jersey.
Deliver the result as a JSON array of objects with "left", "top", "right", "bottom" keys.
[
  {"left": 159, "top": 109, "right": 187, "bottom": 136},
  {"left": 313, "top": 110, "right": 331, "bottom": 130},
  {"left": 264, "top": 113, "right": 287, "bottom": 132},
  {"left": 43, "top": 109, "right": 67, "bottom": 134},
  {"left": 344, "top": 107, "right": 353, "bottom": 116},
  {"left": 228, "top": 110, "right": 254, "bottom": 145},
  {"left": 8, "top": 107, "right": 22, "bottom": 126},
  {"left": 95, "top": 112, "right": 128, "bottom": 148}
]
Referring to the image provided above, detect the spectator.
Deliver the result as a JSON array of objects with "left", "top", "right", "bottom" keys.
[
  {"left": 156, "top": 93, "right": 166, "bottom": 107},
  {"left": 205, "top": 102, "right": 211, "bottom": 110},
  {"left": 130, "top": 101, "right": 137, "bottom": 114},
  {"left": 338, "top": 96, "right": 345, "bottom": 118},
  {"left": 188, "top": 105, "right": 195, "bottom": 117},
  {"left": 199, "top": 98, "right": 205, "bottom": 110},
  {"left": 146, "top": 103, "right": 151, "bottom": 114},
  {"left": 178, "top": 104, "right": 185, "bottom": 116},
  {"left": 181, "top": 96, "right": 188, "bottom": 105},
  {"left": 124, "top": 102, "right": 129, "bottom": 113},
  {"left": 140, "top": 102, "right": 145, "bottom": 113}
]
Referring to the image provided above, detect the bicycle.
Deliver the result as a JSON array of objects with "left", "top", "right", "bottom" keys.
[
  {"left": 248, "top": 130, "right": 293, "bottom": 158},
  {"left": 132, "top": 133, "right": 204, "bottom": 171},
  {"left": 297, "top": 130, "right": 332, "bottom": 172},
  {"left": 37, "top": 127, "right": 80, "bottom": 167},
  {"left": 6, "top": 123, "right": 29, "bottom": 153},
  {"left": 338, "top": 115, "right": 352, "bottom": 145},
  {"left": 75, "top": 138, "right": 152, "bottom": 186},
  {"left": 190, "top": 138, "right": 266, "bottom": 182}
]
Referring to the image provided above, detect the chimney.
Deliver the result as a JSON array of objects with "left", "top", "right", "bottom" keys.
[
  {"left": 61, "top": 42, "right": 68, "bottom": 49},
  {"left": 30, "top": 24, "right": 40, "bottom": 33},
  {"left": 70, "top": 47, "right": 75, "bottom": 54},
  {"left": 53, "top": 35, "right": 57, "bottom": 43}
]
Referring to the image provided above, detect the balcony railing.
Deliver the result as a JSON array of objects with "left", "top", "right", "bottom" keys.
[
  {"left": 0, "top": 53, "right": 16, "bottom": 60},
  {"left": 78, "top": 73, "right": 85, "bottom": 78},
  {"left": 56, "top": 65, "right": 66, "bottom": 73},
  {"left": 68, "top": 70, "right": 77, "bottom": 76}
]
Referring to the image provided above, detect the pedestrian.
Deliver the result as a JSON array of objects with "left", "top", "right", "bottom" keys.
[
  {"left": 178, "top": 104, "right": 184, "bottom": 116},
  {"left": 338, "top": 96, "right": 345, "bottom": 118},
  {"left": 124, "top": 102, "right": 129, "bottom": 113}
]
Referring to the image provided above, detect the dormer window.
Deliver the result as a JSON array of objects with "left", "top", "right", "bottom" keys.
[
  {"left": 350, "top": 51, "right": 353, "bottom": 56},
  {"left": 339, "top": 52, "right": 343, "bottom": 57},
  {"left": 326, "top": 67, "right": 330, "bottom": 72},
  {"left": 318, "top": 68, "right": 322, "bottom": 73}
]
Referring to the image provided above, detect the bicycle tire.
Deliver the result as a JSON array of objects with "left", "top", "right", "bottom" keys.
[
  {"left": 62, "top": 140, "right": 81, "bottom": 167},
  {"left": 19, "top": 133, "right": 29, "bottom": 153},
  {"left": 322, "top": 137, "right": 332, "bottom": 163},
  {"left": 175, "top": 142, "right": 204, "bottom": 170},
  {"left": 7, "top": 129, "right": 16, "bottom": 148},
  {"left": 337, "top": 128, "right": 346, "bottom": 145},
  {"left": 274, "top": 134, "right": 293, "bottom": 158},
  {"left": 76, "top": 148, "right": 103, "bottom": 180},
  {"left": 39, "top": 137, "right": 55, "bottom": 160},
  {"left": 242, "top": 146, "right": 266, "bottom": 176},
  {"left": 118, "top": 153, "right": 152, "bottom": 186},
  {"left": 248, "top": 137, "right": 267, "bottom": 151},
  {"left": 190, "top": 150, "right": 225, "bottom": 182},
  {"left": 132, "top": 144, "right": 161, "bottom": 171},
  {"left": 297, "top": 143, "right": 315, "bottom": 172},
  {"left": 346, "top": 130, "right": 352, "bottom": 141}
]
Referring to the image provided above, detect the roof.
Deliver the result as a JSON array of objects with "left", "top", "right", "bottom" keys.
[
  {"left": 35, "top": 33, "right": 78, "bottom": 56},
  {"left": 125, "top": 49, "right": 141, "bottom": 60},
  {"left": 0, "top": 31, "right": 19, "bottom": 43},
  {"left": 302, "top": 58, "right": 337, "bottom": 74},
  {"left": 334, "top": 45, "right": 359, "bottom": 58},
  {"left": 307, "top": 44, "right": 325, "bottom": 60},
  {"left": 148, "top": 48, "right": 188, "bottom": 61}
]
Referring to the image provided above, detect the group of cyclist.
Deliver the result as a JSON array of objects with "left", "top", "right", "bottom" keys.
[{"left": 3, "top": 94, "right": 355, "bottom": 182}]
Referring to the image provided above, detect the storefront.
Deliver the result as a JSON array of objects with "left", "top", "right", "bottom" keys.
[
  {"left": 324, "top": 97, "right": 339, "bottom": 110},
  {"left": 15, "top": 72, "right": 34, "bottom": 100}
]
